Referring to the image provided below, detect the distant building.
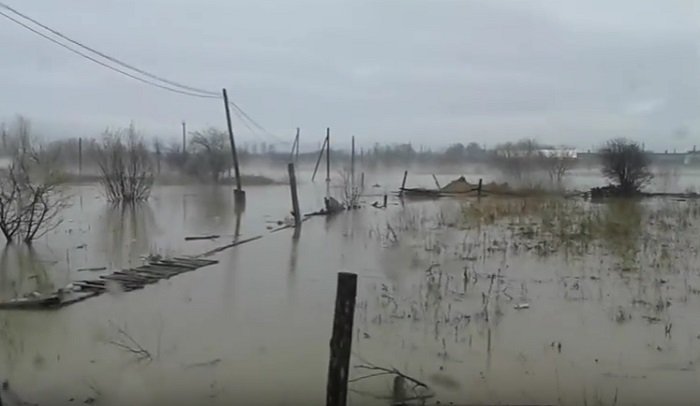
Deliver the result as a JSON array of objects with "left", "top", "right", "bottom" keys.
[
  {"left": 538, "top": 148, "right": 577, "bottom": 159},
  {"left": 495, "top": 147, "right": 577, "bottom": 159}
]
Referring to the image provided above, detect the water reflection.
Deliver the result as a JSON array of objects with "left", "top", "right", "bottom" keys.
[
  {"left": 99, "top": 203, "right": 156, "bottom": 269},
  {"left": 192, "top": 186, "right": 234, "bottom": 230},
  {"left": 234, "top": 201, "right": 244, "bottom": 240},
  {"left": 0, "top": 245, "right": 53, "bottom": 300},
  {"left": 599, "top": 199, "right": 643, "bottom": 267}
]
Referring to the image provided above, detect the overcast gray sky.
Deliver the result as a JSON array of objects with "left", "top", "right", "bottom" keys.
[{"left": 1, "top": 0, "right": 699, "bottom": 151}]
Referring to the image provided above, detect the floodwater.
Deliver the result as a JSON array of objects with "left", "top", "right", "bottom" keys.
[{"left": 0, "top": 167, "right": 699, "bottom": 405}]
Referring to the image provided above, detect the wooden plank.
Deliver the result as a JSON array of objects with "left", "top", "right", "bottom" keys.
[
  {"left": 114, "top": 271, "right": 161, "bottom": 282},
  {"left": 0, "top": 295, "right": 60, "bottom": 310},
  {"left": 0, "top": 255, "right": 222, "bottom": 310},
  {"left": 148, "top": 261, "right": 197, "bottom": 270}
]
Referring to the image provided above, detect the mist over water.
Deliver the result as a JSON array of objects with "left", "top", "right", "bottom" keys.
[{"left": 0, "top": 165, "right": 697, "bottom": 405}]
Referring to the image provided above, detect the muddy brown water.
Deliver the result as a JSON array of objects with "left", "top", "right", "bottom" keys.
[{"left": 0, "top": 169, "right": 699, "bottom": 405}]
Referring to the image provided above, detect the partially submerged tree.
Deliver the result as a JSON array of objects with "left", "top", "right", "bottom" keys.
[
  {"left": 599, "top": 138, "right": 652, "bottom": 194},
  {"left": 95, "top": 125, "right": 154, "bottom": 202},
  {"left": 539, "top": 153, "right": 574, "bottom": 186},
  {"left": 188, "top": 128, "right": 231, "bottom": 183},
  {"left": 164, "top": 142, "right": 187, "bottom": 173},
  {"left": 0, "top": 117, "right": 69, "bottom": 243},
  {"left": 492, "top": 138, "right": 542, "bottom": 181}
]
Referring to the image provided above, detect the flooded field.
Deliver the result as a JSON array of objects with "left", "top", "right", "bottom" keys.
[{"left": 0, "top": 168, "right": 699, "bottom": 405}]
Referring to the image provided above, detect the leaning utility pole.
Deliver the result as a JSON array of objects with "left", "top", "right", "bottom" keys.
[{"left": 222, "top": 88, "right": 245, "bottom": 202}]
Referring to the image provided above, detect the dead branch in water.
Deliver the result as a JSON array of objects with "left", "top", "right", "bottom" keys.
[
  {"left": 106, "top": 321, "right": 152, "bottom": 362},
  {"left": 350, "top": 360, "right": 435, "bottom": 405}
]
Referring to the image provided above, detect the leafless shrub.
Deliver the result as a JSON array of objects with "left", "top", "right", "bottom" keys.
[
  {"left": 0, "top": 117, "right": 69, "bottom": 243},
  {"left": 338, "top": 169, "right": 363, "bottom": 208},
  {"left": 95, "top": 125, "right": 154, "bottom": 202},
  {"left": 600, "top": 138, "right": 653, "bottom": 194}
]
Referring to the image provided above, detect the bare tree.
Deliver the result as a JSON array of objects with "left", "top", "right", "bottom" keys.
[
  {"left": 188, "top": 128, "right": 231, "bottom": 183},
  {"left": 492, "top": 138, "right": 541, "bottom": 181},
  {"left": 539, "top": 154, "right": 574, "bottom": 186},
  {"left": 164, "top": 141, "right": 187, "bottom": 173},
  {"left": 15, "top": 160, "right": 68, "bottom": 243},
  {"left": 95, "top": 125, "right": 154, "bottom": 202},
  {"left": 600, "top": 138, "right": 653, "bottom": 194},
  {"left": 0, "top": 117, "right": 69, "bottom": 243},
  {"left": 0, "top": 166, "right": 22, "bottom": 241}
]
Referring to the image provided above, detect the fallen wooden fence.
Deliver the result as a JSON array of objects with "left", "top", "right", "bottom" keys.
[{"left": 0, "top": 257, "right": 218, "bottom": 310}]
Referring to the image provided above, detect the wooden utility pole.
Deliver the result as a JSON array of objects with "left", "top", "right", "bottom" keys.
[
  {"left": 222, "top": 88, "right": 245, "bottom": 201},
  {"left": 326, "top": 272, "right": 358, "bottom": 406},
  {"left": 78, "top": 137, "right": 83, "bottom": 175},
  {"left": 325, "top": 127, "right": 331, "bottom": 182},
  {"left": 182, "top": 121, "right": 187, "bottom": 154},
  {"left": 290, "top": 128, "right": 300, "bottom": 163},
  {"left": 312, "top": 135, "right": 328, "bottom": 182},
  {"left": 295, "top": 127, "right": 300, "bottom": 163},
  {"left": 288, "top": 163, "right": 301, "bottom": 228},
  {"left": 350, "top": 136, "right": 355, "bottom": 189}
]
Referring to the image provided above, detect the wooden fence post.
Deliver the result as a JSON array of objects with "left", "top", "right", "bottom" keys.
[
  {"left": 288, "top": 163, "right": 301, "bottom": 228},
  {"left": 400, "top": 170, "right": 408, "bottom": 195},
  {"left": 326, "top": 272, "right": 358, "bottom": 406},
  {"left": 477, "top": 178, "right": 483, "bottom": 197}
]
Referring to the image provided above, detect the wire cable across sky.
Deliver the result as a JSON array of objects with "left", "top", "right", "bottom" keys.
[{"left": 0, "top": 1, "right": 287, "bottom": 143}]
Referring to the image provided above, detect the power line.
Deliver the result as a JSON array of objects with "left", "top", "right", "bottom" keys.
[
  {"left": 0, "top": 2, "right": 288, "bottom": 143},
  {"left": 0, "top": 1, "right": 219, "bottom": 97},
  {"left": 0, "top": 10, "right": 219, "bottom": 99}
]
